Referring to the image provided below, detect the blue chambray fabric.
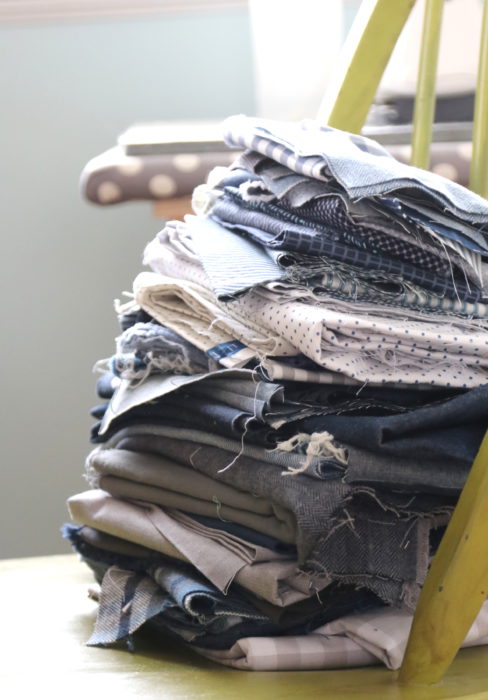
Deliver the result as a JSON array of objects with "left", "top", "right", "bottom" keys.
[
  {"left": 210, "top": 194, "right": 481, "bottom": 303},
  {"left": 378, "top": 197, "right": 488, "bottom": 254},
  {"left": 186, "top": 214, "right": 285, "bottom": 300},
  {"left": 233, "top": 152, "right": 485, "bottom": 288},
  {"left": 223, "top": 115, "right": 488, "bottom": 226}
]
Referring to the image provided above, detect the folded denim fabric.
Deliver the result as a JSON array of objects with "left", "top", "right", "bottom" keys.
[
  {"left": 98, "top": 369, "right": 265, "bottom": 435},
  {"left": 96, "top": 371, "right": 120, "bottom": 400},
  {"left": 85, "top": 561, "right": 282, "bottom": 649},
  {"left": 222, "top": 115, "right": 488, "bottom": 225},
  {"left": 112, "top": 320, "right": 211, "bottom": 380},
  {"left": 82, "top": 554, "right": 380, "bottom": 651},
  {"left": 194, "top": 602, "right": 488, "bottom": 671},
  {"left": 86, "top": 448, "right": 298, "bottom": 544},
  {"left": 93, "top": 391, "right": 261, "bottom": 444},
  {"left": 289, "top": 383, "right": 488, "bottom": 466},
  {"left": 90, "top": 403, "right": 108, "bottom": 420},
  {"left": 92, "top": 366, "right": 345, "bottom": 446},
  {"left": 183, "top": 374, "right": 283, "bottom": 420},
  {"left": 95, "top": 367, "right": 296, "bottom": 441},
  {"left": 210, "top": 194, "right": 480, "bottom": 303}
]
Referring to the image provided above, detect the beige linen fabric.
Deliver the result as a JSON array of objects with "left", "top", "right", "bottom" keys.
[
  {"left": 86, "top": 447, "right": 297, "bottom": 544},
  {"left": 133, "top": 271, "right": 296, "bottom": 362},
  {"left": 133, "top": 269, "right": 488, "bottom": 387},
  {"left": 68, "top": 489, "right": 327, "bottom": 606}
]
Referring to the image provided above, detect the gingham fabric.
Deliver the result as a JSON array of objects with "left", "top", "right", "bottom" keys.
[{"left": 195, "top": 602, "right": 488, "bottom": 671}]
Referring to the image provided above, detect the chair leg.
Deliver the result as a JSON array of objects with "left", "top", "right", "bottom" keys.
[
  {"left": 399, "top": 430, "right": 488, "bottom": 685},
  {"left": 410, "top": 0, "right": 445, "bottom": 169},
  {"left": 469, "top": 0, "right": 488, "bottom": 197},
  {"left": 316, "top": 0, "right": 417, "bottom": 133}
]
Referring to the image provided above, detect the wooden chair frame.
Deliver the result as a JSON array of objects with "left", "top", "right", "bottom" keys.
[{"left": 317, "top": 0, "right": 488, "bottom": 684}]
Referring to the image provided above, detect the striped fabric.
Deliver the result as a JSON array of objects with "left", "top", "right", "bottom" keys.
[
  {"left": 88, "top": 567, "right": 167, "bottom": 645},
  {"left": 222, "top": 115, "right": 488, "bottom": 225},
  {"left": 185, "top": 214, "right": 284, "bottom": 300}
]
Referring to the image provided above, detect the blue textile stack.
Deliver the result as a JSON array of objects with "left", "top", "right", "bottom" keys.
[{"left": 65, "top": 117, "right": 488, "bottom": 671}]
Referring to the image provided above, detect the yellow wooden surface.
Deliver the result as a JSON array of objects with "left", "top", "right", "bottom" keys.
[{"left": 1, "top": 554, "right": 488, "bottom": 699}]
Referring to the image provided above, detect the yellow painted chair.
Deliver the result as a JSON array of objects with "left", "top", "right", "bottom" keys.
[{"left": 318, "top": 0, "right": 488, "bottom": 686}]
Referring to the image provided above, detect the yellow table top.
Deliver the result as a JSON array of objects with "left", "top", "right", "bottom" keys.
[{"left": 1, "top": 554, "right": 487, "bottom": 699}]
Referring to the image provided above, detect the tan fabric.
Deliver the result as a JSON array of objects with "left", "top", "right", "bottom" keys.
[
  {"left": 78, "top": 526, "right": 156, "bottom": 559},
  {"left": 133, "top": 271, "right": 296, "bottom": 362},
  {"left": 194, "top": 602, "right": 488, "bottom": 671},
  {"left": 86, "top": 447, "right": 297, "bottom": 544},
  {"left": 68, "top": 490, "right": 328, "bottom": 606}
]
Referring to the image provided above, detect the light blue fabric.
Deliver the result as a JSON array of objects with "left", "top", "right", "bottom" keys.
[
  {"left": 379, "top": 197, "right": 488, "bottom": 254},
  {"left": 223, "top": 115, "right": 488, "bottom": 226},
  {"left": 185, "top": 214, "right": 285, "bottom": 301}
]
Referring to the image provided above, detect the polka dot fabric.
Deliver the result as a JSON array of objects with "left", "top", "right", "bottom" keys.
[
  {"left": 225, "top": 288, "right": 488, "bottom": 387},
  {"left": 144, "top": 218, "right": 488, "bottom": 388}
]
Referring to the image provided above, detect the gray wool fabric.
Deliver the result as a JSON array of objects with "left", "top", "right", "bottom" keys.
[{"left": 97, "top": 438, "right": 451, "bottom": 608}]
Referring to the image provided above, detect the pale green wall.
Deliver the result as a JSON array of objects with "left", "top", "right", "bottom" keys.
[{"left": 0, "top": 11, "right": 254, "bottom": 558}]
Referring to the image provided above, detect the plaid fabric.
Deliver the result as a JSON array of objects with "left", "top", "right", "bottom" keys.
[
  {"left": 259, "top": 357, "right": 455, "bottom": 391},
  {"left": 195, "top": 602, "right": 488, "bottom": 671},
  {"left": 87, "top": 563, "right": 274, "bottom": 648},
  {"left": 88, "top": 566, "right": 167, "bottom": 645},
  {"left": 239, "top": 155, "right": 484, "bottom": 289},
  {"left": 285, "top": 195, "right": 450, "bottom": 275},
  {"left": 211, "top": 195, "right": 481, "bottom": 303}
]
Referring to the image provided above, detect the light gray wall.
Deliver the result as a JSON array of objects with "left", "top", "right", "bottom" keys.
[{"left": 0, "top": 10, "right": 254, "bottom": 558}]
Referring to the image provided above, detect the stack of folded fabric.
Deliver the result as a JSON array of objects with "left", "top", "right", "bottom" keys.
[{"left": 65, "top": 116, "right": 488, "bottom": 671}]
